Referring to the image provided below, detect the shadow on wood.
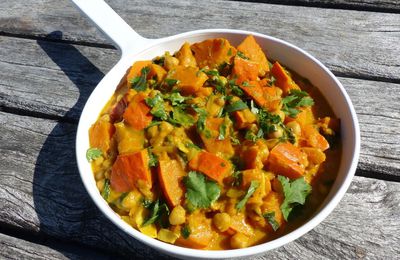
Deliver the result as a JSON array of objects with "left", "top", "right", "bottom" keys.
[{"left": 32, "top": 31, "right": 170, "bottom": 259}]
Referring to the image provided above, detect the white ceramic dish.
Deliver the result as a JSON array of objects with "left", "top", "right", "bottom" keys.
[{"left": 73, "top": 0, "right": 360, "bottom": 259}]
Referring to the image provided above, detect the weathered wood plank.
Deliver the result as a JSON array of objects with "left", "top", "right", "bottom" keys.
[
  {"left": 0, "top": 112, "right": 399, "bottom": 259},
  {"left": 1, "top": 36, "right": 399, "bottom": 178},
  {"left": 232, "top": 0, "right": 400, "bottom": 12},
  {"left": 0, "top": 0, "right": 399, "bottom": 81},
  {"left": 0, "top": 232, "right": 114, "bottom": 260}
]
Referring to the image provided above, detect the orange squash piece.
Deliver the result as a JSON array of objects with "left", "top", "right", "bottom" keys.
[
  {"left": 110, "top": 149, "right": 152, "bottom": 192},
  {"left": 158, "top": 159, "right": 186, "bottom": 207},
  {"left": 178, "top": 212, "right": 214, "bottom": 249},
  {"left": 126, "top": 60, "right": 152, "bottom": 87},
  {"left": 175, "top": 42, "right": 197, "bottom": 67},
  {"left": 301, "top": 125, "right": 330, "bottom": 151},
  {"left": 123, "top": 93, "right": 153, "bottom": 130},
  {"left": 271, "top": 62, "right": 300, "bottom": 95},
  {"left": 188, "top": 151, "right": 231, "bottom": 184},
  {"left": 148, "top": 64, "right": 167, "bottom": 82},
  {"left": 232, "top": 109, "right": 257, "bottom": 129},
  {"left": 261, "top": 191, "right": 286, "bottom": 231},
  {"left": 268, "top": 142, "right": 307, "bottom": 179},
  {"left": 89, "top": 119, "right": 115, "bottom": 154},
  {"left": 232, "top": 56, "right": 259, "bottom": 84},
  {"left": 200, "top": 118, "right": 234, "bottom": 157},
  {"left": 237, "top": 35, "right": 269, "bottom": 76},
  {"left": 191, "top": 38, "right": 236, "bottom": 68},
  {"left": 239, "top": 80, "right": 267, "bottom": 107},
  {"left": 167, "top": 65, "right": 208, "bottom": 95}
]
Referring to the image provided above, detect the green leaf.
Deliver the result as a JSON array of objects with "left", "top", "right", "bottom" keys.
[
  {"left": 165, "top": 92, "right": 186, "bottom": 105},
  {"left": 185, "top": 142, "right": 201, "bottom": 150},
  {"left": 258, "top": 109, "right": 281, "bottom": 134},
  {"left": 193, "top": 107, "right": 208, "bottom": 132},
  {"left": 141, "top": 198, "right": 153, "bottom": 208},
  {"left": 205, "top": 69, "right": 220, "bottom": 76},
  {"left": 171, "top": 107, "right": 195, "bottom": 127},
  {"left": 148, "top": 148, "right": 158, "bottom": 167},
  {"left": 263, "top": 211, "right": 280, "bottom": 231},
  {"left": 181, "top": 225, "right": 191, "bottom": 239},
  {"left": 225, "top": 100, "right": 248, "bottom": 113},
  {"left": 281, "top": 90, "right": 314, "bottom": 118},
  {"left": 184, "top": 171, "right": 221, "bottom": 209},
  {"left": 86, "top": 148, "right": 102, "bottom": 162},
  {"left": 278, "top": 175, "right": 312, "bottom": 221},
  {"left": 165, "top": 78, "right": 180, "bottom": 87},
  {"left": 236, "top": 180, "right": 259, "bottom": 210},
  {"left": 142, "top": 199, "right": 170, "bottom": 227},
  {"left": 145, "top": 94, "right": 168, "bottom": 120},
  {"left": 217, "top": 118, "right": 228, "bottom": 140},
  {"left": 131, "top": 66, "right": 150, "bottom": 91},
  {"left": 237, "top": 51, "right": 249, "bottom": 60},
  {"left": 101, "top": 179, "right": 111, "bottom": 200},
  {"left": 245, "top": 128, "right": 264, "bottom": 142}
]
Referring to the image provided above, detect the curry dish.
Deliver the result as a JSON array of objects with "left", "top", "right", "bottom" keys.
[{"left": 87, "top": 35, "right": 341, "bottom": 250}]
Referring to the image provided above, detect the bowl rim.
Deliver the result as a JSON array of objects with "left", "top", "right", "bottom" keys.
[{"left": 76, "top": 28, "right": 360, "bottom": 259}]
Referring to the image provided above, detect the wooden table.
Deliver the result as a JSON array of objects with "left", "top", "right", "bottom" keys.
[{"left": 0, "top": 0, "right": 399, "bottom": 259}]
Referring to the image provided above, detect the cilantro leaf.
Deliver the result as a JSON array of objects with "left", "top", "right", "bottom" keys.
[
  {"left": 237, "top": 51, "right": 249, "bottom": 60},
  {"left": 86, "top": 148, "right": 102, "bottom": 162},
  {"left": 148, "top": 148, "right": 158, "bottom": 167},
  {"left": 184, "top": 171, "right": 221, "bottom": 209},
  {"left": 258, "top": 109, "right": 281, "bottom": 134},
  {"left": 282, "top": 90, "right": 314, "bottom": 118},
  {"left": 217, "top": 117, "right": 229, "bottom": 140},
  {"left": 181, "top": 225, "right": 191, "bottom": 239},
  {"left": 131, "top": 66, "right": 150, "bottom": 91},
  {"left": 225, "top": 100, "right": 248, "bottom": 113},
  {"left": 245, "top": 128, "right": 264, "bottom": 142},
  {"left": 101, "top": 179, "right": 111, "bottom": 200},
  {"left": 263, "top": 211, "right": 280, "bottom": 231},
  {"left": 165, "top": 78, "right": 180, "bottom": 87},
  {"left": 236, "top": 180, "right": 259, "bottom": 210},
  {"left": 171, "top": 107, "right": 195, "bottom": 127},
  {"left": 193, "top": 107, "right": 208, "bottom": 133},
  {"left": 278, "top": 175, "right": 312, "bottom": 221},
  {"left": 145, "top": 94, "right": 168, "bottom": 120},
  {"left": 165, "top": 92, "right": 186, "bottom": 105},
  {"left": 142, "top": 199, "right": 170, "bottom": 227}
]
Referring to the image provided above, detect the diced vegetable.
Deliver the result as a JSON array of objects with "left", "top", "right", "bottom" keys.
[
  {"left": 89, "top": 118, "right": 115, "bottom": 154},
  {"left": 271, "top": 62, "right": 300, "bottom": 95},
  {"left": 110, "top": 149, "right": 152, "bottom": 192},
  {"left": 237, "top": 35, "right": 269, "bottom": 76},
  {"left": 178, "top": 212, "right": 214, "bottom": 249},
  {"left": 268, "top": 142, "right": 307, "bottom": 179},
  {"left": 191, "top": 38, "right": 236, "bottom": 69},
  {"left": 261, "top": 191, "right": 285, "bottom": 230},
  {"left": 232, "top": 56, "right": 259, "bottom": 84},
  {"left": 200, "top": 118, "right": 235, "bottom": 157},
  {"left": 175, "top": 42, "right": 197, "bottom": 67},
  {"left": 167, "top": 65, "right": 208, "bottom": 95},
  {"left": 188, "top": 151, "right": 231, "bottom": 184},
  {"left": 114, "top": 122, "right": 145, "bottom": 154},
  {"left": 123, "top": 93, "right": 153, "bottom": 130},
  {"left": 126, "top": 60, "right": 152, "bottom": 87},
  {"left": 158, "top": 159, "right": 186, "bottom": 207},
  {"left": 301, "top": 125, "right": 330, "bottom": 151}
]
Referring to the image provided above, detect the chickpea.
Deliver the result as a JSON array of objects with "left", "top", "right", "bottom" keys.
[
  {"left": 147, "top": 125, "right": 159, "bottom": 138},
  {"left": 213, "top": 213, "right": 231, "bottom": 232},
  {"left": 164, "top": 54, "right": 179, "bottom": 70},
  {"left": 286, "top": 121, "right": 301, "bottom": 136},
  {"left": 230, "top": 233, "right": 249, "bottom": 249},
  {"left": 169, "top": 205, "right": 186, "bottom": 225},
  {"left": 268, "top": 127, "right": 283, "bottom": 139},
  {"left": 160, "top": 121, "right": 174, "bottom": 133},
  {"left": 96, "top": 179, "right": 105, "bottom": 192}
]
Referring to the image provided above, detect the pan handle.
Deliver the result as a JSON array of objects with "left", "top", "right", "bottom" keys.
[{"left": 71, "top": 0, "right": 149, "bottom": 54}]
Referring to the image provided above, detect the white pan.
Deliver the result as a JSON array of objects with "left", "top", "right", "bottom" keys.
[{"left": 72, "top": 0, "right": 360, "bottom": 258}]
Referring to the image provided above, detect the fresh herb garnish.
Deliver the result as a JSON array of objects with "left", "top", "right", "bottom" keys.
[
  {"left": 245, "top": 128, "right": 264, "bottom": 142},
  {"left": 142, "top": 199, "right": 170, "bottom": 227},
  {"left": 131, "top": 66, "right": 150, "bottom": 91},
  {"left": 165, "top": 92, "right": 186, "bottom": 105},
  {"left": 263, "top": 211, "right": 280, "bottom": 231},
  {"left": 281, "top": 90, "right": 314, "bottom": 118},
  {"left": 236, "top": 180, "right": 259, "bottom": 210},
  {"left": 181, "top": 225, "right": 191, "bottom": 239},
  {"left": 171, "top": 106, "right": 195, "bottom": 127},
  {"left": 142, "top": 198, "right": 153, "bottom": 208},
  {"left": 193, "top": 107, "right": 208, "bottom": 133},
  {"left": 184, "top": 171, "right": 221, "bottom": 209},
  {"left": 101, "top": 179, "right": 111, "bottom": 200},
  {"left": 165, "top": 78, "right": 180, "bottom": 87},
  {"left": 258, "top": 109, "right": 281, "bottom": 134},
  {"left": 237, "top": 51, "right": 249, "bottom": 60},
  {"left": 278, "top": 175, "right": 312, "bottom": 221},
  {"left": 148, "top": 148, "right": 158, "bottom": 167},
  {"left": 225, "top": 100, "right": 248, "bottom": 113},
  {"left": 145, "top": 94, "right": 168, "bottom": 120},
  {"left": 86, "top": 148, "right": 102, "bottom": 162},
  {"left": 185, "top": 142, "right": 201, "bottom": 150},
  {"left": 217, "top": 117, "right": 229, "bottom": 140}
]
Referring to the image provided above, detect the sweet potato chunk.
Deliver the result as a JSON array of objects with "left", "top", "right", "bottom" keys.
[
  {"left": 301, "top": 125, "right": 330, "bottom": 151},
  {"left": 167, "top": 66, "right": 208, "bottom": 95},
  {"left": 89, "top": 118, "right": 115, "bottom": 154},
  {"left": 114, "top": 122, "right": 145, "bottom": 154},
  {"left": 271, "top": 62, "right": 300, "bottom": 95},
  {"left": 237, "top": 35, "right": 269, "bottom": 76},
  {"left": 158, "top": 159, "right": 186, "bottom": 207},
  {"left": 177, "top": 212, "right": 214, "bottom": 249},
  {"left": 175, "top": 42, "right": 197, "bottom": 67},
  {"left": 232, "top": 56, "right": 259, "bottom": 84},
  {"left": 149, "top": 64, "right": 167, "bottom": 82},
  {"left": 268, "top": 142, "right": 307, "bottom": 179},
  {"left": 232, "top": 109, "right": 257, "bottom": 129},
  {"left": 110, "top": 149, "right": 152, "bottom": 192},
  {"left": 126, "top": 60, "right": 152, "bottom": 87},
  {"left": 200, "top": 117, "right": 234, "bottom": 157},
  {"left": 123, "top": 93, "right": 153, "bottom": 130},
  {"left": 188, "top": 151, "right": 231, "bottom": 184},
  {"left": 191, "top": 38, "right": 236, "bottom": 68},
  {"left": 239, "top": 80, "right": 267, "bottom": 107}
]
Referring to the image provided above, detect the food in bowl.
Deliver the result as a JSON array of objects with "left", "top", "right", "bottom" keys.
[{"left": 86, "top": 35, "right": 340, "bottom": 250}]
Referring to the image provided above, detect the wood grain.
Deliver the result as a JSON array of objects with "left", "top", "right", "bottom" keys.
[
  {"left": 232, "top": 0, "right": 400, "bottom": 12},
  {"left": 0, "top": 111, "right": 399, "bottom": 259},
  {"left": 0, "top": 232, "right": 114, "bottom": 260},
  {"left": 0, "top": 0, "right": 399, "bottom": 81},
  {"left": 1, "top": 36, "right": 399, "bottom": 178}
]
